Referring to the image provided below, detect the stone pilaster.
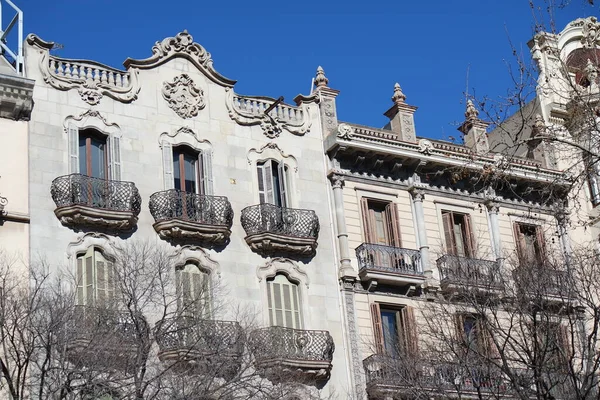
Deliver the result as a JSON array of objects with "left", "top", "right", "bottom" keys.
[
  {"left": 409, "top": 187, "right": 431, "bottom": 279},
  {"left": 329, "top": 172, "right": 355, "bottom": 278},
  {"left": 384, "top": 83, "right": 418, "bottom": 143},
  {"left": 312, "top": 66, "right": 340, "bottom": 137},
  {"left": 458, "top": 100, "right": 490, "bottom": 154},
  {"left": 485, "top": 201, "right": 502, "bottom": 260}
]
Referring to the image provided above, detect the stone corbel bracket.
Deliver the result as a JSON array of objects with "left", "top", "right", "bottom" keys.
[
  {"left": 27, "top": 34, "right": 140, "bottom": 106},
  {"left": 225, "top": 88, "right": 312, "bottom": 139}
]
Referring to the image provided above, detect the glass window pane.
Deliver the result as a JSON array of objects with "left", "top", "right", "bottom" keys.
[
  {"left": 79, "top": 137, "right": 87, "bottom": 175},
  {"left": 381, "top": 310, "right": 399, "bottom": 352},
  {"left": 184, "top": 153, "right": 197, "bottom": 193},
  {"left": 90, "top": 137, "right": 105, "bottom": 179},
  {"left": 272, "top": 160, "right": 282, "bottom": 207}
]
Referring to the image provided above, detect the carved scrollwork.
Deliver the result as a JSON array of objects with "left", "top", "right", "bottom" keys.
[
  {"left": 162, "top": 74, "right": 205, "bottom": 119},
  {"left": 418, "top": 138, "right": 434, "bottom": 155},
  {"left": 337, "top": 123, "right": 353, "bottom": 139},
  {"left": 225, "top": 88, "right": 312, "bottom": 138},
  {"left": 582, "top": 16, "right": 600, "bottom": 48}
]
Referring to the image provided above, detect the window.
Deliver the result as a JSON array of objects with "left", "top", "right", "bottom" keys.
[
  {"left": 79, "top": 129, "right": 107, "bottom": 179},
  {"left": 514, "top": 223, "right": 546, "bottom": 265},
  {"left": 266, "top": 274, "right": 302, "bottom": 329},
  {"left": 455, "top": 313, "right": 496, "bottom": 358},
  {"left": 371, "top": 303, "right": 418, "bottom": 356},
  {"left": 76, "top": 247, "right": 114, "bottom": 306},
  {"left": 360, "top": 198, "right": 401, "bottom": 247},
  {"left": 442, "top": 210, "right": 474, "bottom": 257},
  {"left": 68, "top": 124, "right": 121, "bottom": 180},
  {"left": 531, "top": 319, "right": 571, "bottom": 368},
  {"left": 162, "top": 142, "right": 213, "bottom": 194},
  {"left": 257, "top": 160, "right": 289, "bottom": 207},
  {"left": 176, "top": 263, "right": 210, "bottom": 318}
]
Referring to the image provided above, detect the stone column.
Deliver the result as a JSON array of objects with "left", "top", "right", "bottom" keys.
[
  {"left": 556, "top": 211, "right": 572, "bottom": 266},
  {"left": 329, "top": 173, "right": 354, "bottom": 278},
  {"left": 486, "top": 202, "right": 502, "bottom": 260},
  {"left": 410, "top": 188, "right": 431, "bottom": 277}
]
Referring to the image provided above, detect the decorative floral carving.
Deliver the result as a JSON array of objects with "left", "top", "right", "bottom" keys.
[
  {"left": 162, "top": 74, "right": 205, "bottom": 119},
  {"left": 226, "top": 88, "right": 311, "bottom": 138},
  {"left": 336, "top": 123, "right": 353, "bottom": 139},
  {"left": 418, "top": 138, "right": 434, "bottom": 155},
  {"left": 27, "top": 34, "right": 140, "bottom": 106},
  {"left": 581, "top": 17, "right": 600, "bottom": 48}
]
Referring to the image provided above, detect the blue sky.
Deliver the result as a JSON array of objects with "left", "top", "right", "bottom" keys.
[{"left": 17, "top": 0, "right": 593, "bottom": 141}]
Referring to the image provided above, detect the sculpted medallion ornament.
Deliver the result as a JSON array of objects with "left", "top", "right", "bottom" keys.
[
  {"left": 162, "top": 74, "right": 205, "bottom": 119},
  {"left": 336, "top": 123, "right": 353, "bottom": 139},
  {"left": 417, "top": 139, "right": 434, "bottom": 155}
]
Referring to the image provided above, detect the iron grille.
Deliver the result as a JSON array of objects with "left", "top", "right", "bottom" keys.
[
  {"left": 240, "top": 204, "right": 319, "bottom": 239},
  {"left": 65, "top": 306, "right": 144, "bottom": 343},
  {"left": 356, "top": 243, "right": 422, "bottom": 275},
  {"left": 148, "top": 189, "right": 233, "bottom": 228},
  {"left": 51, "top": 174, "right": 141, "bottom": 215},
  {"left": 437, "top": 255, "right": 502, "bottom": 288},
  {"left": 249, "top": 326, "right": 334, "bottom": 362},
  {"left": 155, "top": 317, "right": 243, "bottom": 356}
]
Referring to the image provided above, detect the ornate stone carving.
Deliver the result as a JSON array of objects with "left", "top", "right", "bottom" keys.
[
  {"left": 226, "top": 89, "right": 312, "bottom": 138},
  {"left": 493, "top": 153, "right": 509, "bottom": 169},
  {"left": 585, "top": 58, "right": 598, "bottom": 87},
  {"left": 465, "top": 99, "right": 479, "bottom": 121},
  {"left": 27, "top": 34, "right": 140, "bottom": 106},
  {"left": 409, "top": 188, "right": 425, "bottom": 202},
  {"left": 247, "top": 142, "right": 298, "bottom": 172},
  {"left": 581, "top": 17, "right": 600, "bottom": 48},
  {"left": 314, "top": 66, "right": 329, "bottom": 88},
  {"left": 329, "top": 174, "right": 345, "bottom": 189},
  {"left": 154, "top": 223, "right": 231, "bottom": 245},
  {"left": 391, "top": 82, "right": 406, "bottom": 104},
  {"left": 123, "top": 30, "right": 236, "bottom": 87},
  {"left": 418, "top": 138, "right": 434, "bottom": 155},
  {"left": 336, "top": 123, "right": 353, "bottom": 139},
  {"left": 162, "top": 74, "right": 205, "bottom": 119},
  {"left": 345, "top": 291, "right": 365, "bottom": 398},
  {"left": 0, "top": 195, "right": 7, "bottom": 215},
  {"left": 246, "top": 235, "right": 317, "bottom": 257},
  {"left": 532, "top": 114, "right": 547, "bottom": 137},
  {"left": 256, "top": 258, "right": 309, "bottom": 288},
  {"left": 55, "top": 208, "right": 138, "bottom": 231}
]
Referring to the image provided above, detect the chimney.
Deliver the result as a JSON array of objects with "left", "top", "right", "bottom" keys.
[
  {"left": 384, "top": 83, "right": 418, "bottom": 143},
  {"left": 458, "top": 100, "right": 490, "bottom": 154}
]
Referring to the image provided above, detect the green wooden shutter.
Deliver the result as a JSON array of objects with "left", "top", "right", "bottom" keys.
[
  {"left": 76, "top": 257, "right": 84, "bottom": 305},
  {"left": 68, "top": 122, "right": 79, "bottom": 174},
  {"left": 267, "top": 274, "right": 302, "bottom": 328},
  {"left": 162, "top": 142, "right": 174, "bottom": 190}
]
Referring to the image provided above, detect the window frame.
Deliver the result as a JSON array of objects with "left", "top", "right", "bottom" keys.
[
  {"left": 172, "top": 145, "right": 203, "bottom": 194},
  {"left": 76, "top": 246, "right": 115, "bottom": 307},
  {"left": 360, "top": 198, "right": 402, "bottom": 247},
  {"left": 175, "top": 262, "right": 211, "bottom": 319},
  {"left": 266, "top": 273, "right": 303, "bottom": 329},
  {"left": 257, "top": 159, "right": 290, "bottom": 207},
  {"left": 370, "top": 302, "right": 418, "bottom": 356},
  {"left": 441, "top": 210, "right": 475, "bottom": 258},
  {"left": 513, "top": 222, "right": 546, "bottom": 266}
]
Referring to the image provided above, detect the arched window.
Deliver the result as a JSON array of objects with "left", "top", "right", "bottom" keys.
[
  {"left": 79, "top": 129, "right": 108, "bottom": 179},
  {"left": 266, "top": 274, "right": 302, "bottom": 329},
  {"left": 162, "top": 142, "right": 213, "bottom": 195},
  {"left": 257, "top": 159, "right": 289, "bottom": 207},
  {"left": 76, "top": 247, "right": 114, "bottom": 306},
  {"left": 176, "top": 263, "right": 211, "bottom": 318}
]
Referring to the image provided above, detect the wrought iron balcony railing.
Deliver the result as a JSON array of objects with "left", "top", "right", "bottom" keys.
[
  {"left": 241, "top": 203, "right": 319, "bottom": 238},
  {"left": 438, "top": 254, "right": 502, "bottom": 290},
  {"left": 149, "top": 190, "right": 233, "bottom": 227},
  {"left": 249, "top": 326, "right": 334, "bottom": 382},
  {"left": 240, "top": 203, "right": 319, "bottom": 255},
  {"left": 155, "top": 317, "right": 243, "bottom": 358},
  {"left": 356, "top": 243, "right": 422, "bottom": 276},
  {"left": 51, "top": 174, "right": 141, "bottom": 213},
  {"left": 65, "top": 306, "right": 143, "bottom": 343},
  {"left": 513, "top": 264, "right": 571, "bottom": 298},
  {"left": 51, "top": 174, "right": 141, "bottom": 230}
]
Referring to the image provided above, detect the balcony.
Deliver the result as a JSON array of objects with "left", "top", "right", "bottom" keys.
[
  {"left": 149, "top": 190, "right": 233, "bottom": 245},
  {"left": 249, "top": 326, "right": 334, "bottom": 384},
  {"left": 51, "top": 174, "right": 141, "bottom": 231},
  {"left": 240, "top": 204, "right": 319, "bottom": 256},
  {"left": 513, "top": 264, "right": 572, "bottom": 302},
  {"left": 364, "top": 355, "right": 516, "bottom": 399},
  {"left": 438, "top": 255, "right": 503, "bottom": 295},
  {"left": 155, "top": 317, "right": 243, "bottom": 379},
  {"left": 63, "top": 307, "right": 143, "bottom": 371},
  {"left": 356, "top": 244, "right": 424, "bottom": 290}
]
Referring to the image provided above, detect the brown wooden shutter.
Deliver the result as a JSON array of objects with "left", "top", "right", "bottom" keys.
[
  {"left": 463, "top": 214, "right": 476, "bottom": 258},
  {"left": 385, "top": 202, "right": 402, "bottom": 247},
  {"left": 442, "top": 212, "right": 457, "bottom": 255},
  {"left": 558, "top": 324, "right": 572, "bottom": 361},
  {"left": 479, "top": 318, "right": 499, "bottom": 359},
  {"left": 76, "top": 257, "right": 84, "bottom": 305},
  {"left": 402, "top": 306, "right": 419, "bottom": 357},
  {"left": 454, "top": 313, "right": 466, "bottom": 344},
  {"left": 535, "top": 225, "right": 547, "bottom": 265},
  {"left": 370, "top": 303, "right": 384, "bottom": 354},
  {"left": 361, "top": 198, "right": 375, "bottom": 244},
  {"left": 513, "top": 223, "right": 526, "bottom": 262}
]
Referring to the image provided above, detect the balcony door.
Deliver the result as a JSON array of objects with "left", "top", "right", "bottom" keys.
[
  {"left": 442, "top": 211, "right": 475, "bottom": 258},
  {"left": 173, "top": 147, "right": 202, "bottom": 195},
  {"left": 257, "top": 160, "right": 288, "bottom": 207},
  {"left": 371, "top": 303, "right": 418, "bottom": 357},
  {"left": 360, "top": 199, "right": 402, "bottom": 269},
  {"left": 79, "top": 130, "right": 108, "bottom": 179}
]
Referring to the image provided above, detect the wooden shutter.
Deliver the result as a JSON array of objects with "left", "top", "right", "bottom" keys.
[
  {"left": 371, "top": 303, "right": 385, "bottom": 354},
  {"left": 361, "top": 198, "right": 376, "bottom": 244},
  {"left": 257, "top": 161, "right": 275, "bottom": 204},
  {"left": 110, "top": 136, "right": 121, "bottom": 181},
  {"left": 385, "top": 203, "right": 402, "bottom": 247},
  {"left": 106, "top": 261, "right": 114, "bottom": 303},
  {"left": 200, "top": 149, "right": 214, "bottom": 196},
  {"left": 463, "top": 214, "right": 476, "bottom": 258},
  {"left": 267, "top": 275, "right": 301, "bottom": 329},
  {"left": 278, "top": 162, "right": 288, "bottom": 208},
  {"left": 162, "top": 142, "right": 174, "bottom": 190},
  {"left": 558, "top": 324, "right": 572, "bottom": 361},
  {"left": 68, "top": 122, "right": 79, "bottom": 174},
  {"left": 85, "top": 252, "right": 94, "bottom": 306},
  {"left": 442, "top": 212, "right": 457, "bottom": 255},
  {"left": 478, "top": 318, "right": 499, "bottom": 359},
  {"left": 96, "top": 257, "right": 106, "bottom": 305},
  {"left": 76, "top": 257, "right": 84, "bottom": 305},
  {"left": 513, "top": 223, "right": 526, "bottom": 261},
  {"left": 454, "top": 313, "right": 466, "bottom": 344},
  {"left": 401, "top": 306, "right": 419, "bottom": 356},
  {"left": 535, "top": 225, "right": 547, "bottom": 265}
]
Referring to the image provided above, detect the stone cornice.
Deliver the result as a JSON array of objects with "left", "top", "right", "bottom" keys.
[
  {"left": 327, "top": 122, "right": 564, "bottom": 186},
  {"left": 0, "top": 73, "right": 34, "bottom": 121}
]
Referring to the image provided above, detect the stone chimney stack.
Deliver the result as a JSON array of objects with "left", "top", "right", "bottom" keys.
[
  {"left": 384, "top": 83, "right": 418, "bottom": 142},
  {"left": 458, "top": 100, "right": 490, "bottom": 154},
  {"left": 312, "top": 66, "right": 340, "bottom": 136}
]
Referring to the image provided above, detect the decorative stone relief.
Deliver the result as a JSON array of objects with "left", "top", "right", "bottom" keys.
[
  {"left": 0, "top": 194, "right": 7, "bottom": 215},
  {"left": 336, "top": 123, "right": 353, "bottom": 139},
  {"left": 162, "top": 74, "right": 205, "bottom": 119},
  {"left": 27, "top": 34, "right": 140, "bottom": 106},
  {"left": 582, "top": 17, "right": 600, "bottom": 48},
  {"left": 247, "top": 142, "right": 298, "bottom": 172},
  {"left": 417, "top": 138, "right": 434, "bottom": 155},
  {"left": 256, "top": 258, "right": 309, "bottom": 288},
  {"left": 225, "top": 88, "right": 312, "bottom": 138},
  {"left": 344, "top": 290, "right": 365, "bottom": 399},
  {"left": 493, "top": 153, "right": 509, "bottom": 169}
]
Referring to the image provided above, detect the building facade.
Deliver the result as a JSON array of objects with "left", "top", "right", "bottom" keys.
[{"left": 24, "top": 30, "right": 350, "bottom": 397}]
